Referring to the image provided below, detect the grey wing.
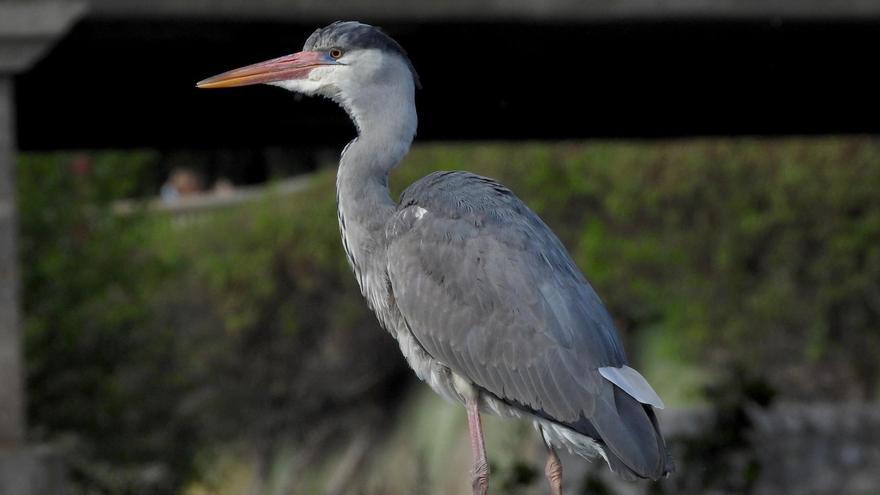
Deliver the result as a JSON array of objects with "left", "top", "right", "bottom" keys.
[{"left": 386, "top": 172, "right": 668, "bottom": 479}]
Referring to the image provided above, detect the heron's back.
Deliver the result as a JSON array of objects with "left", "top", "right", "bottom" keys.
[{"left": 385, "top": 171, "right": 672, "bottom": 480}]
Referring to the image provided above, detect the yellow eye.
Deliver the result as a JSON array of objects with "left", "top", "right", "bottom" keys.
[{"left": 329, "top": 48, "right": 343, "bottom": 59}]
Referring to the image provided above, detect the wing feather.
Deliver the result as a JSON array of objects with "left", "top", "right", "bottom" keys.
[
  {"left": 385, "top": 171, "right": 668, "bottom": 478},
  {"left": 387, "top": 172, "right": 629, "bottom": 416}
]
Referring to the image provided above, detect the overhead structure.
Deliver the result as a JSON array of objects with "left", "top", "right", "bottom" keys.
[
  {"left": 74, "top": 0, "right": 880, "bottom": 21},
  {"left": 13, "top": 0, "right": 880, "bottom": 150}
]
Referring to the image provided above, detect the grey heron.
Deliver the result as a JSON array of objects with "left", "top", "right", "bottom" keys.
[{"left": 198, "top": 21, "right": 672, "bottom": 494}]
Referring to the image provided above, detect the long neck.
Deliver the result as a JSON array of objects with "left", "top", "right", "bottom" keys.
[
  {"left": 336, "top": 105, "right": 416, "bottom": 229},
  {"left": 336, "top": 76, "right": 417, "bottom": 273}
]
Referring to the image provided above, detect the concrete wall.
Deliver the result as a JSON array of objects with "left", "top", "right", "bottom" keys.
[
  {"left": 0, "top": 447, "right": 67, "bottom": 495},
  {"left": 0, "top": 4, "right": 83, "bottom": 492},
  {"left": 0, "top": 76, "right": 24, "bottom": 450}
]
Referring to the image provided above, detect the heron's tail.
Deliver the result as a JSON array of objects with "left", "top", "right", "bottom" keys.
[{"left": 588, "top": 384, "right": 673, "bottom": 481}]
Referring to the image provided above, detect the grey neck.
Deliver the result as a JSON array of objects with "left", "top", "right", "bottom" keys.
[
  {"left": 335, "top": 79, "right": 418, "bottom": 264},
  {"left": 336, "top": 115, "right": 416, "bottom": 227}
]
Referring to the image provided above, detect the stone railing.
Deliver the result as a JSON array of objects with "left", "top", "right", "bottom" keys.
[{"left": 113, "top": 175, "right": 312, "bottom": 225}]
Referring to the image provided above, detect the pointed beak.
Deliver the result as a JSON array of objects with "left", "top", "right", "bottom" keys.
[{"left": 197, "top": 50, "right": 336, "bottom": 89}]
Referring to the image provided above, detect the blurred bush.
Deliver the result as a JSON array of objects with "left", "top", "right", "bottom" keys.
[
  {"left": 18, "top": 137, "right": 880, "bottom": 494},
  {"left": 20, "top": 153, "right": 408, "bottom": 494},
  {"left": 393, "top": 139, "right": 880, "bottom": 400},
  {"left": 18, "top": 151, "right": 185, "bottom": 492}
]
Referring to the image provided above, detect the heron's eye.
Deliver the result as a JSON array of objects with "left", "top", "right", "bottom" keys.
[{"left": 329, "top": 48, "right": 344, "bottom": 59}]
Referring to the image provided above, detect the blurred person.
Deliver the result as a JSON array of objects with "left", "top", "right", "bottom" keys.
[{"left": 160, "top": 168, "right": 203, "bottom": 202}]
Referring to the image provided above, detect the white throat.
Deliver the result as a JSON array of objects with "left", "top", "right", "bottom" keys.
[{"left": 335, "top": 54, "right": 418, "bottom": 168}]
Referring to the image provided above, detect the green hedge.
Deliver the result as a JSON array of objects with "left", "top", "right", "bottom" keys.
[
  {"left": 393, "top": 139, "right": 880, "bottom": 401},
  {"left": 18, "top": 138, "right": 880, "bottom": 494}
]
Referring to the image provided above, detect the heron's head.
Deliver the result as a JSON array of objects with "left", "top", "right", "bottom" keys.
[{"left": 197, "top": 21, "right": 419, "bottom": 107}]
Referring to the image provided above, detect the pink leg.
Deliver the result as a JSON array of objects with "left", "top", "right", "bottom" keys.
[
  {"left": 545, "top": 446, "right": 563, "bottom": 495},
  {"left": 465, "top": 397, "right": 489, "bottom": 495}
]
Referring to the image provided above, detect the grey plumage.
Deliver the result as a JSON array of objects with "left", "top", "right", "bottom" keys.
[
  {"left": 317, "top": 22, "right": 673, "bottom": 482},
  {"left": 599, "top": 365, "right": 666, "bottom": 410},
  {"left": 316, "top": 21, "right": 673, "bottom": 482},
  {"left": 205, "top": 20, "right": 673, "bottom": 485},
  {"left": 386, "top": 172, "right": 670, "bottom": 480}
]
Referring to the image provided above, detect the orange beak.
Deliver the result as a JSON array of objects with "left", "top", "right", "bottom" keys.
[{"left": 197, "top": 50, "right": 336, "bottom": 89}]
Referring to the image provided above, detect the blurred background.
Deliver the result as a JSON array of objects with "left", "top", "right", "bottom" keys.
[{"left": 1, "top": 1, "right": 879, "bottom": 494}]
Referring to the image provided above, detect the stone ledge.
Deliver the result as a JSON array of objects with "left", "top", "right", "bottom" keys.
[{"left": 0, "top": 446, "right": 67, "bottom": 495}]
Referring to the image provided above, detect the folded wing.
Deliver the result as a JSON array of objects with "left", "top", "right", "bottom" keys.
[{"left": 385, "top": 171, "right": 669, "bottom": 479}]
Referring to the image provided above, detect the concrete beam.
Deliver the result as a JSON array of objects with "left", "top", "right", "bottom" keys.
[
  {"left": 0, "top": 1, "right": 87, "bottom": 73},
  {"left": 82, "top": 0, "right": 880, "bottom": 21}
]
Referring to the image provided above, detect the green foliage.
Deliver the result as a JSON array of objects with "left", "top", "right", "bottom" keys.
[
  {"left": 396, "top": 138, "right": 880, "bottom": 400},
  {"left": 20, "top": 156, "right": 406, "bottom": 494},
  {"left": 142, "top": 174, "right": 405, "bottom": 448},
  {"left": 18, "top": 137, "right": 880, "bottom": 495},
  {"left": 18, "top": 151, "right": 189, "bottom": 492}
]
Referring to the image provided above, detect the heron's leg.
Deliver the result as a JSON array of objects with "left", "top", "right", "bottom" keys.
[
  {"left": 465, "top": 396, "right": 489, "bottom": 495},
  {"left": 544, "top": 445, "right": 563, "bottom": 495}
]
